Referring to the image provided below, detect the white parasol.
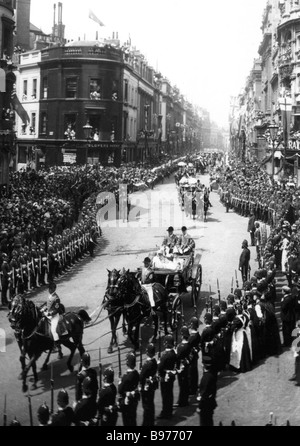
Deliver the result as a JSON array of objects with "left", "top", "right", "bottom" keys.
[
  {"left": 179, "top": 176, "right": 188, "bottom": 184},
  {"left": 178, "top": 161, "right": 187, "bottom": 167}
]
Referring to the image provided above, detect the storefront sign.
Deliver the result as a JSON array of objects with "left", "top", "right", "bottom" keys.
[{"left": 288, "top": 140, "right": 300, "bottom": 150}]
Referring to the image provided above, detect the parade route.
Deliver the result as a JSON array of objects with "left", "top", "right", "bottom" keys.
[{"left": 0, "top": 174, "right": 298, "bottom": 426}]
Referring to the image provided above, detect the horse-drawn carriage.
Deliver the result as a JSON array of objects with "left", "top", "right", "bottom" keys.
[
  {"left": 149, "top": 250, "right": 202, "bottom": 330},
  {"left": 104, "top": 250, "right": 202, "bottom": 352}
]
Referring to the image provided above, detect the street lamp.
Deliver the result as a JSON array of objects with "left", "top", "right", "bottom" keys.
[
  {"left": 83, "top": 119, "right": 93, "bottom": 164},
  {"left": 268, "top": 121, "right": 279, "bottom": 181}
]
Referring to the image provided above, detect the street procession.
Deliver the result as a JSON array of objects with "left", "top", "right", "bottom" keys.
[{"left": 4, "top": 0, "right": 300, "bottom": 431}]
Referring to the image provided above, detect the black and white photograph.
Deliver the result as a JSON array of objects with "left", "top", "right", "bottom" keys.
[{"left": 0, "top": 0, "right": 299, "bottom": 429}]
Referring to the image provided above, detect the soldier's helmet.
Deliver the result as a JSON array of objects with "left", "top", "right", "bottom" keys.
[
  {"left": 146, "top": 343, "right": 155, "bottom": 357},
  {"left": 180, "top": 325, "right": 189, "bottom": 339},
  {"left": 103, "top": 367, "right": 114, "bottom": 383},
  {"left": 37, "top": 403, "right": 50, "bottom": 425},
  {"left": 82, "top": 376, "right": 93, "bottom": 396},
  {"left": 204, "top": 313, "right": 212, "bottom": 324},
  {"left": 220, "top": 300, "right": 227, "bottom": 312},
  {"left": 9, "top": 417, "right": 21, "bottom": 426},
  {"left": 57, "top": 389, "right": 69, "bottom": 407},
  {"left": 189, "top": 316, "right": 199, "bottom": 329},
  {"left": 81, "top": 352, "right": 91, "bottom": 368},
  {"left": 126, "top": 352, "right": 136, "bottom": 368},
  {"left": 164, "top": 334, "right": 174, "bottom": 348}
]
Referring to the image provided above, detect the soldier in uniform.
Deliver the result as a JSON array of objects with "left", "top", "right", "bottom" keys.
[
  {"left": 50, "top": 389, "right": 75, "bottom": 426},
  {"left": 9, "top": 250, "right": 19, "bottom": 298},
  {"left": 97, "top": 368, "right": 118, "bottom": 427},
  {"left": 139, "top": 343, "right": 158, "bottom": 426},
  {"left": 174, "top": 326, "right": 191, "bottom": 408},
  {"left": 197, "top": 356, "right": 218, "bottom": 426},
  {"left": 75, "top": 352, "right": 98, "bottom": 403},
  {"left": 38, "top": 241, "right": 48, "bottom": 286},
  {"left": 239, "top": 239, "right": 251, "bottom": 284},
  {"left": 1, "top": 253, "right": 11, "bottom": 306},
  {"left": 118, "top": 352, "right": 140, "bottom": 426},
  {"left": 188, "top": 316, "right": 201, "bottom": 396},
  {"left": 73, "top": 377, "right": 98, "bottom": 426},
  {"left": 30, "top": 241, "right": 39, "bottom": 289},
  {"left": 157, "top": 335, "right": 177, "bottom": 420},
  {"left": 44, "top": 282, "right": 62, "bottom": 351},
  {"left": 19, "top": 248, "right": 29, "bottom": 294},
  {"left": 37, "top": 403, "right": 50, "bottom": 426}
]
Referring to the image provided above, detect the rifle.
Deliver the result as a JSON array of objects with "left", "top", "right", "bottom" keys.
[
  {"left": 50, "top": 362, "right": 54, "bottom": 414},
  {"left": 118, "top": 347, "right": 122, "bottom": 380},
  {"left": 27, "top": 391, "right": 33, "bottom": 426},
  {"left": 3, "top": 394, "right": 7, "bottom": 426},
  {"left": 139, "top": 326, "right": 142, "bottom": 371},
  {"left": 158, "top": 325, "right": 161, "bottom": 360},
  {"left": 99, "top": 347, "right": 102, "bottom": 391},
  {"left": 217, "top": 279, "right": 221, "bottom": 304},
  {"left": 235, "top": 270, "right": 239, "bottom": 289},
  {"left": 231, "top": 277, "right": 234, "bottom": 294}
]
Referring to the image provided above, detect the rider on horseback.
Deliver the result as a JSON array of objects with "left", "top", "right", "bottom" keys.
[
  {"left": 44, "top": 282, "right": 62, "bottom": 350},
  {"left": 137, "top": 257, "right": 155, "bottom": 308}
]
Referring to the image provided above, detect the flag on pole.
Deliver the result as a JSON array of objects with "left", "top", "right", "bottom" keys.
[{"left": 89, "top": 9, "right": 105, "bottom": 26}]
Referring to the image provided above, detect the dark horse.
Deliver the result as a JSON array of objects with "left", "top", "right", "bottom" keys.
[
  {"left": 105, "top": 268, "right": 169, "bottom": 351},
  {"left": 8, "top": 295, "right": 91, "bottom": 392},
  {"left": 103, "top": 269, "right": 127, "bottom": 354}
]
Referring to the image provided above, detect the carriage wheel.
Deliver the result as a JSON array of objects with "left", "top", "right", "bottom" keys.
[
  {"left": 170, "top": 294, "right": 182, "bottom": 332},
  {"left": 191, "top": 264, "right": 202, "bottom": 307}
]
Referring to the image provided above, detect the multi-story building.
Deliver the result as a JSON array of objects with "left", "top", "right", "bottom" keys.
[{"left": 0, "top": 0, "right": 17, "bottom": 186}]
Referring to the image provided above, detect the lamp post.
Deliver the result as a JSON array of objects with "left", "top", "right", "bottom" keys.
[
  {"left": 176, "top": 122, "right": 180, "bottom": 155},
  {"left": 83, "top": 119, "right": 93, "bottom": 165},
  {"left": 268, "top": 121, "right": 279, "bottom": 181}
]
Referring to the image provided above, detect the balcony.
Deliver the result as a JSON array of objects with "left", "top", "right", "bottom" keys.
[{"left": 41, "top": 45, "right": 123, "bottom": 63}]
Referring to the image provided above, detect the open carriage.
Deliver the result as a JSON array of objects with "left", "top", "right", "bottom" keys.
[{"left": 148, "top": 250, "right": 202, "bottom": 330}]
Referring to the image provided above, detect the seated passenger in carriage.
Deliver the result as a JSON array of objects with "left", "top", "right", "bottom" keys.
[
  {"left": 152, "top": 249, "right": 177, "bottom": 271},
  {"left": 162, "top": 227, "right": 178, "bottom": 255},
  {"left": 174, "top": 227, "right": 195, "bottom": 255}
]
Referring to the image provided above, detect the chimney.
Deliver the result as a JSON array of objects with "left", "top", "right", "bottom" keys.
[
  {"left": 116, "top": 32, "right": 119, "bottom": 39},
  {"left": 58, "top": 2, "right": 62, "bottom": 24},
  {"left": 96, "top": 31, "right": 98, "bottom": 40},
  {"left": 53, "top": 3, "right": 56, "bottom": 28},
  {"left": 15, "top": 0, "right": 31, "bottom": 50},
  {"left": 112, "top": 32, "right": 115, "bottom": 39}
]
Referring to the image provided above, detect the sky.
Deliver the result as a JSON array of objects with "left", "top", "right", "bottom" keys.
[{"left": 30, "top": 0, "right": 267, "bottom": 128}]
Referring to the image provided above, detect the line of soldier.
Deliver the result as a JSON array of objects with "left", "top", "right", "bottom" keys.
[
  {"left": 0, "top": 221, "right": 99, "bottom": 306},
  {"left": 220, "top": 188, "right": 276, "bottom": 227}
]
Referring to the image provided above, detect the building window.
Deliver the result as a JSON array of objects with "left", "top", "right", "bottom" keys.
[
  {"left": 18, "top": 146, "right": 27, "bottom": 164},
  {"left": 30, "top": 113, "right": 36, "bottom": 134},
  {"left": 32, "top": 79, "right": 37, "bottom": 99},
  {"left": 22, "top": 80, "right": 28, "bottom": 100},
  {"left": 90, "top": 78, "right": 101, "bottom": 100},
  {"left": 41, "top": 112, "right": 47, "bottom": 134},
  {"left": 42, "top": 77, "right": 48, "bottom": 99},
  {"left": 64, "top": 114, "right": 77, "bottom": 139},
  {"left": 124, "top": 80, "right": 128, "bottom": 102},
  {"left": 66, "top": 77, "right": 77, "bottom": 98},
  {"left": 112, "top": 80, "right": 119, "bottom": 100}
]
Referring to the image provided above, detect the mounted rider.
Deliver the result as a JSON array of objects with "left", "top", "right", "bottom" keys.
[
  {"left": 137, "top": 257, "right": 155, "bottom": 308},
  {"left": 43, "top": 282, "right": 63, "bottom": 349}
]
